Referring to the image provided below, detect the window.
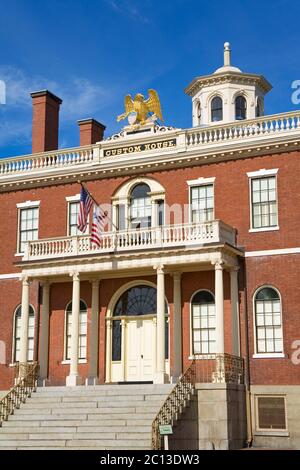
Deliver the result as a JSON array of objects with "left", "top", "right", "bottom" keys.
[
  {"left": 191, "top": 290, "right": 216, "bottom": 354},
  {"left": 18, "top": 206, "right": 39, "bottom": 253},
  {"left": 256, "top": 396, "right": 286, "bottom": 430},
  {"left": 235, "top": 95, "right": 247, "bottom": 120},
  {"left": 251, "top": 176, "right": 278, "bottom": 229},
  {"left": 211, "top": 96, "right": 223, "bottom": 122},
  {"left": 65, "top": 300, "right": 87, "bottom": 360},
  {"left": 116, "top": 204, "right": 126, "bottom": 231},
  {"left": 254, "top": 287, "right": 283, "bottom": 354},
  {"left": 191, "top": 184, "right": 214, "bottom": 223},
  {"left": 13, "top": 305, "right": 35, "bottom": 362},
  {"left": 256, "top": 98, "right": 263, "bottom": 117},
  {"left": 130, "top": 184, "right": 152, "bottom": 229},
  {"left": 157, "top": 200, "right": 164, "bottom": 226}
]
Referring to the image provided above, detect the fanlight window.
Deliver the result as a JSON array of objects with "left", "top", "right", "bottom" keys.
[
  {"left": 191, "top": 290, "right": 216, "bottom": 354},
  {"left": 113, "top": 285, "right": 167, "bottom": 317},
  {"left": 14, "top": 305, "right": 35, "bottom": 362},
  {"left": 254, "top": 287, "right": 283, "bottom": 354},
  {"left": 235, "top": 95, "right": 247, "bottom": 120},
  {"left": 130, "top": 183, "right": 152, "bottom": 229},
  {"left": 211, "top": 96, "right": 223, "bottom": 122}
]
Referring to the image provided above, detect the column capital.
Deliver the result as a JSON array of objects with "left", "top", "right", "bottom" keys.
[
  {"left": 212, "top": 260, "right": 224, "bottom": 270},
  {"left": 90, "top": 278, "right": 100, "bottom": 287},
  {"left": 20, "top": 275, "right": 30, "bottom": 285},
  {"left": 39, "top": 279, "right": 51, "bottom": 287},
  {"left": 154, "top": 264, "right": 164, "bottom": 274},
  {"left": 171, "top": 272, "right": 182, "bottom": 281},
  {"left": 229, "top": 265, "right": 240, "bottom": 273},
  {"left": 70, "top": 271, "right": 80, "bottom": 281}
]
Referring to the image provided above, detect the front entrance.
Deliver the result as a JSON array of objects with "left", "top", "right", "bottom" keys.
[
  {"left": 106, "top": 283, "right": 169, "bottom": 383},
  {"left": 126, "top": 317, "right": 155, "bottom": 382}
]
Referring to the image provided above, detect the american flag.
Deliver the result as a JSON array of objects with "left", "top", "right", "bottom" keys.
[
  {"left": 77, "top": 186, "right": 93, "bottom": 232},
  {"left": 91, "top": 204, "right": 107, "bottom": 247}
]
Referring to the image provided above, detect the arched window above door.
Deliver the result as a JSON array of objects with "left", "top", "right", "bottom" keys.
[{"left": 113, "top": 285, "right": 168, "bottom": 317}]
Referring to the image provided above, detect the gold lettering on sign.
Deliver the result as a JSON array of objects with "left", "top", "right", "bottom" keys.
[{"left": 104, "top": 139, "right": 176, "bottom": 157}]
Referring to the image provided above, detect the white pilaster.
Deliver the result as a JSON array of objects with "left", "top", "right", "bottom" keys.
[
  {"left": 154, "top": 264, "right": 167, "bottom": 384},
  {"left": 87, "top": 279, "right": 100, "bottom": 385},
  {"left": 230, "top": 267, "right": 241, "bottom": 356},
  {"left": 66, "top": 272, "right": 82, "bottom": 386},
  {"left": 105, "top": 321, "right": 112, "bottom": 383},
  {"left": 214, "top": 261, "right": 225, "bottom": 354},
  {"left": 172, "top": 272, "right": 182, "bottom": 382},
  {"left": 121, "top": 318, "right": 126, "bottom": 382},
  {"left": 39, "top": 281, "right": 50, "bottom": 383},
  {"left": 19, "top": 276, "right": 30, "bottom": 367}
]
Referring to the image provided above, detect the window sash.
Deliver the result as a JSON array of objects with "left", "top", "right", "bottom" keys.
[
  {"left": 255, "top": 298, "right": 283, "bottom": 353},
  {"left": 18, "top": 207, "right": 39, "bottom": 253},
  {"left": 66, "top": 307, "right": 87, "bottom": 360},
  {"left": 192, "top": 303, "right": 216, "bottom": 354},
  {"left": 14, "top": 309, "right": 35, "bottom": 362},
  {"left": 251, "top": 177, "right": 278, "bottom": 229},
  {"left": 191, "top": 184, "right": 214, "bottom": 223}
]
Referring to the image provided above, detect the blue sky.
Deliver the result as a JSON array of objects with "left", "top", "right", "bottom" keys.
[{"left": 0, "top": 0, "right": 300, "bottom": 157}]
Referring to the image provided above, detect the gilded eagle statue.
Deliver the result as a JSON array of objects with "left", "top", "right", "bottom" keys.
[{"left": 117, "top": 89, "right": 163, "bottom": 127}]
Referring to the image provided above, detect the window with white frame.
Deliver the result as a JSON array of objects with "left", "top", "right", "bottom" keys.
[
  {"left": 254, "top": 287, "right": 283, "bottom": 354},
  {"left": 13, "top": 305, "right": 35, "bottom": 362},
  {"left": 191, "top": 184, "right": 214, "bottom": 223},
  {"left": 68, "top": 201, "right": 81, "bottom": 236},
  {"left": 256, "top": 396, "right": 287, "bottom": 431},
  {"left": 191, "top": 290, "right": 216, "bottom": 354},
  {"left": 130, "top": 183, "right": 152, "bottom": 229},
  {"left": 251, "top": 176, "right": 278, "bottom": 229},
  {"left": 65, "top": 300, "right": 87, "bottom": 360},
  {"left": 18, "top": 206, "right": 39, "bottom": 253}
]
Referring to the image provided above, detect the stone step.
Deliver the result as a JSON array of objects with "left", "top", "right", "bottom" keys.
[
  {"left": 65, "top": 439, "right": 150, "bottom": 448},
  {"left": 21, "top": 400, "right": 163, "bottom": 409},
  {"left": 34, "top": 388, "right": 172, "bottom": 397},
  {"left": 0, "top": 425, "right": 151, "bottom": 434},
  {"left": 36, "top": 384, "right": 172, "bottom": 393}
]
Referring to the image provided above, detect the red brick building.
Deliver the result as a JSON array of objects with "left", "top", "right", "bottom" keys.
[{"left": 0, "top": 43, "right": 300, "bottom": 449}]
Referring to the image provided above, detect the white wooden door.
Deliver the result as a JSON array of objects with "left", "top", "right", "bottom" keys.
[{"left": 125, "top": 318, "right": 154, "bottom": 381}]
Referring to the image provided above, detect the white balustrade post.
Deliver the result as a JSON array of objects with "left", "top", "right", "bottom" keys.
[
  {"left": 66, "top": 272, "right": 82, "bottom": 386},
  {"left": 172, "top": 272, "right": 182, "bottom": 382},
  {"left": 19, "top": 276, "right": 30, "bottom": 372},
  {"left": 230, "top": 267, "right": 241, "bottom": 356},
  {"left": 214, "top": 261, "right": 225, "bottom": 354},
  {"left": 154, "top": 264, "right": 167, "bottom": 384},
  {"left": 87, "top": 279, "right": 100, "bottom": 385},
  {"left": 38, "top": 281, "right": 50, "bottom": 384}
]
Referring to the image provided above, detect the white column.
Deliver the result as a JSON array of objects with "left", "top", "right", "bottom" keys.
[
  {"left": 105, "top": 321, "right": 112, "bottom": 383},
  {"left": 19, "top": 276, "right": 30, "bottom": 368},
  {"left": 87, "top": 279, "right": 100, "bottom": 385},
  {"left": 154, "top": 265, "right": 167, "bottom": 384},
  {"left": 230, "top": 267, "right": 241, "bottom": 356},
  {"left": 214, "top": 261, "right": 225, "bottom": 354},
  {"left": 39, "top": 281, "right": 50, "bottom": 383},
  {"left": 172, "top": 272, "right": 182, "bottom": 382},
  {"left": 66, "top": 272, "right": 82, "bottom": 386}
]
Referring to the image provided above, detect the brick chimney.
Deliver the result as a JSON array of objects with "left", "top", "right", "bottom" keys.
[
  {"left": 78, "top": 118, "right": 106, "bottom": 146},
  {"left": 30, "top": 90, "right": 62, "bottom": 153}
]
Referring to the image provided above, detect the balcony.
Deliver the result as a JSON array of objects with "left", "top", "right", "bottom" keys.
[{"left": 22, "top": 220, "right": 236, "bottom": 262}]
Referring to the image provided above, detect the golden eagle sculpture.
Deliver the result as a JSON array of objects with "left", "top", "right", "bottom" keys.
[{"left": 117, "top": 89, "right": 163, "bottom": 127}]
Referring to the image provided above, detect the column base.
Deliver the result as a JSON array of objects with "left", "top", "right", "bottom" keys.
[
  {"left": 85, "top": 376, "right": 99, "bottom": 386},
  {"left": 66, "top": 374, "right": 83, "bottom": 386},
  {"left": 153, "top": 372, "right": 169, "bottom": 384},
  {"left": 37, "top": 377, "right": 51, "bottom": 387}
]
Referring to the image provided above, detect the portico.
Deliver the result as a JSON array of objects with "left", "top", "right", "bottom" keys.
[{"left": 16, "top": 227, "right": 242, "bottom": 386}]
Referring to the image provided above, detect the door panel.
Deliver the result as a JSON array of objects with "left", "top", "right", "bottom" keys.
[{"left": 125, "top": 318, "right": 154, "bottom": 381}]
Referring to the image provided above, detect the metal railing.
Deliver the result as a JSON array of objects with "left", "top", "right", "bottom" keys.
[
  {"left": 0, "top": 362, "right": 39, "bottom": 425},
  {"left": 151, "top": 353, "right": 244, "bottom": 450}
]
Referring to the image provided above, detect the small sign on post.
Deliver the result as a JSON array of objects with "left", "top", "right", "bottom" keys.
[{"left": 159, "top": 424, "right": 173, "bottom": 450}]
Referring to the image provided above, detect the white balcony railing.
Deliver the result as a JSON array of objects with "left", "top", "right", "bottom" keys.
[
  {"left": 1, "top": 110, "right": 300, "bottom": 179},
  {"left": 22, "top": 220, "right": 236, "bottom": 262}
]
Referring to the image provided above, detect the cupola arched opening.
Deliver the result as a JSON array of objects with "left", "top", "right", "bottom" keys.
[
  {"left": 211, "top": 96, "right": 223, "bottom": 122},
  {"left": 235, "top": 95, "right": 247, "bottom": 120}
]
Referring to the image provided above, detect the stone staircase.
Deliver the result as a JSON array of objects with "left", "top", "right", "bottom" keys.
[{"left": 0, "top": 384, "right": 173, "bottom": 450}]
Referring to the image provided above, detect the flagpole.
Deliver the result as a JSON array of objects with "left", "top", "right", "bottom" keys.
[{"left": 78, "top": 181, "right": 118, "bottom": 230}]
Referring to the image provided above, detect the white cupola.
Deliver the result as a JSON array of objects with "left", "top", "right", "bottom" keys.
[{"left": 185, "top": 42, "right": 272, "bottom": 127}]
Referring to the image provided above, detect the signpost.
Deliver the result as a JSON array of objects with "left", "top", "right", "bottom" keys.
[{"left": 159, "top": 424, "right": 173, "bottom": 450}]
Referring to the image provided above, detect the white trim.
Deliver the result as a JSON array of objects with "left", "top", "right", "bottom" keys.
[
  {"left": 66, "top": 194, "right": 80, "bottom": 202},
  {"left": 187, "top": 177, "right": 216, "bottom": 186},
  {"left": 247, "top": 168, "right": 279, "bottom": 178},
  {"left": 248, "top": 170, "right": 279, "bottom": 231},
  {"left": 252, "top": 353, "right": 285, "bottom": 359},
  {"left": 245, "top": 247, "right": 300, "bottom": 257},
  {"left": 249, "top": 226, "right": 279, "bottom": 233},
  {"left": 61, "top": 359, "right": 87, "bottom": 365},
  {"left": 252, "top": 285, "right": 284, "bottom": 357},
  {"left": 0, "top": 273, "right": 21, "bottom": 280},
  {"left": 16, "top": 200, "right": 40, "bottom": 209}
]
